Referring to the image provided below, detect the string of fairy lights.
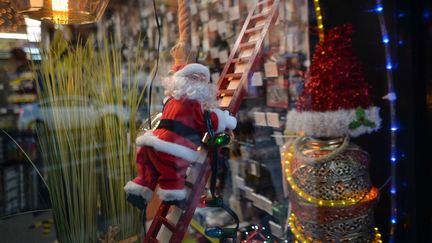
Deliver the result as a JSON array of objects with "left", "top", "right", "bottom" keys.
[
  {"left": 374, "top": 0, "right": 398, "bottom": 241},
  {"left": 281, "top": 143, "right": 383, "bottom": 242},
  {"left": 282, "top": 145, "right": 379, "bottom": 207},
  {"left": 313, "top": 0, "right": 325, "bottom": 41}
]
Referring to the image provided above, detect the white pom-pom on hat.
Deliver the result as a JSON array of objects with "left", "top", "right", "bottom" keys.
[{"left": 174, "top": 63, "right": 210, "bottom": 82}]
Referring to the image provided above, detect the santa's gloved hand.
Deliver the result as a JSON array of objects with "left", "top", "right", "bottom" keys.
[{"left": 223, "top": 110, "right": 237, "bottom": 130}]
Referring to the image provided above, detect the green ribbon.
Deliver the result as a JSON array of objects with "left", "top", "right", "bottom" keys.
[{"left": 349, "top": 107, "right": 376, "bottom": 130}]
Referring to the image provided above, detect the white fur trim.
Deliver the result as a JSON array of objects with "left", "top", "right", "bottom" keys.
[
  {"left": 211, "top": 109, "right": 237, "bottom": 133},
  {"left": 285, "top": 106, "right": 381, "bottom": 137},
  {"left": 211, "top": 108, "right": 227, "bottom": 133},
  {"left": 157, "top": 188, "right": 187, "bottom": 201},
  {"left": 162, "top": 76, "right": 218, "bottom": 108},
  {"left": 136, "top": 131, "right": 200, "bottom": 161},
  {"left": 163, "top": 96, "right": 171, "bottom": 104},
  {"left": 224, "top": 110, "right": 237, "bottom": 130},
  {"left": 124, "top": 181, "right": 154, "bottom": 201},
  {"left": 174, "top": 63, "right": 210, "bottom": 82}
]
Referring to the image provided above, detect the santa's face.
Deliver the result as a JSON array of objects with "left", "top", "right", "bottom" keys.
[
  {"left": 185, "top": 73, "right": 207, "bottom": 83},
  {"left": 162, "top": 73, "right": 217, "bottom": 109}
]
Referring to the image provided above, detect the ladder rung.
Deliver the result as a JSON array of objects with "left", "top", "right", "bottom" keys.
[
  {"left": 219, "top": 96, "right": 232, "bottom": 108},
  {"left": 218, "top": 89, "right": 235, "bottom": 96},
  {"left": 257, "top": 0, "right": 273, "bottom": 6},
  {"left": 251, "top": 12, "right": 269, "bottom": 21},
  {"left": 185, "top": 181, "right": 194, "bottom": 188},
  {"left": 148, "top": 237, "right": 158, "bottom": 243},
  {"left": 159, "top": 216, "right": 176, "bottom": 232},
  {"left": 245, "top": 25, "right": 264, "bottom": 34},
  {"left": 224, "top": 73, "right": 243, "bottom": 79},
  {"left": 231, "top": 57, "right": 250, "bottom": 63},
  {"left": 239, "top": 41, "right": 257, "bottom": 50}
]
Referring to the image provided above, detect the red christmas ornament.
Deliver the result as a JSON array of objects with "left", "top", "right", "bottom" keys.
[{"left": 297, "top": 23, "right": 372, "bottom": 112}]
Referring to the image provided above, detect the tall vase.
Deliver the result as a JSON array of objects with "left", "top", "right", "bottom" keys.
[{"left": 284, "top": 136, "right": 381, "bottom": 242}]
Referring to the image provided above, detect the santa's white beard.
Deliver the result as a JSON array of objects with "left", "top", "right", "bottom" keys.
[{"left": 162, "top": 76, "right": 218, "bottom": 109}]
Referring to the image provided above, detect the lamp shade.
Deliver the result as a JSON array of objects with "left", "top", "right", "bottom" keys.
[{"left": 11, "top": 0, "right": 109, "bottom": 25}]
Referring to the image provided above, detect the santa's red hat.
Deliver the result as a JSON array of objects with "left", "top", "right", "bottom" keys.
[
  {"left": 173, "top": 63, "right": 210, "bottom": 82},
  {"left": 286, "top": 24, "right": 381, "bottom": 138}
]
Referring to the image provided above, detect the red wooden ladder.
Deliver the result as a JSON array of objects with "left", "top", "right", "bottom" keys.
[
  {"left": 143, "top": 1, "right": 280, "bottom": 242},
  {"left": 217, "top": 0, "right": 280, "bottom": 114}
]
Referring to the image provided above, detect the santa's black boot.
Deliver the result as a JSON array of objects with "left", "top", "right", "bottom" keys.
[
  {"left": 126, "top": 194, "right": 147, "bottom": 210},
  {"left": 163, "top": 199, "right": 187, "bottom": 208}
]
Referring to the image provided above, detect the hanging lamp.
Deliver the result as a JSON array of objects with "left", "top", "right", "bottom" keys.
[{"left": 11, "top": 0, "right": 109, "bottom": 25}]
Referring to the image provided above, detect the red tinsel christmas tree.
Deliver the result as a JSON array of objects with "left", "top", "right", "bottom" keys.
[{"left": 297, "top": 24, "right": 372, "bottom": 112}]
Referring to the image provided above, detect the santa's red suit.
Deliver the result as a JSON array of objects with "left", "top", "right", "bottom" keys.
[{"left": 124, "top": 63, "right": 236, "bottom": 202}]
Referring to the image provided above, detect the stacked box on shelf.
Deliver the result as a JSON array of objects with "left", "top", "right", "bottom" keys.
[
  {"left": 0, "top": 132, "right": 45, "bottom": 216},
  {"left": 2, "top": 164, "right": 24, "bottom": 215}
]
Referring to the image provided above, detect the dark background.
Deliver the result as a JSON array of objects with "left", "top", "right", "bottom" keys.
[{"left": 315, "top": 0, "right": 431, "bottom": 242}]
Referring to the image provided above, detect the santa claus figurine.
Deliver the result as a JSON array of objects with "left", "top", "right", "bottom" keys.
[{"left": 124, "top": 63, "right": 237, "bottom": 206}]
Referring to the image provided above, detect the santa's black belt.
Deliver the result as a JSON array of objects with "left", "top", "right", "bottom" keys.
[{"left": 156, "top": 119, "right": 202, "bottom": 146}]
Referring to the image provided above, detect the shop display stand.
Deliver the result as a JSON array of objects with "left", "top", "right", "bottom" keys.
[{"left": 143, "top": 1, "right": 280, "bottom": 242}]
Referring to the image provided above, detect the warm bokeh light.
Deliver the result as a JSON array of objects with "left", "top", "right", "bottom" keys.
[
  {"left": 51, "top": 0, "right": 69, "bottom": 24},
  {"left": 51, "top": 0, "right": 68, "bottom": 11}
]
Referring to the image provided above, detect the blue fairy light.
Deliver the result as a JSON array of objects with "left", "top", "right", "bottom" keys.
[
  {"left": 376, "top": 5, "right": 383, "bottom": 12},
  {"left": 398, "top": 12, "right": 407, "bottom": 17}
]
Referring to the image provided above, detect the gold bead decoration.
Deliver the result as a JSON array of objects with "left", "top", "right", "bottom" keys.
[
  {"left": 289, "top": 213, "right": 383, "bottom": 243},
  {"left": 282, "top": 144, "right": 379, "bottom": 207}
]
